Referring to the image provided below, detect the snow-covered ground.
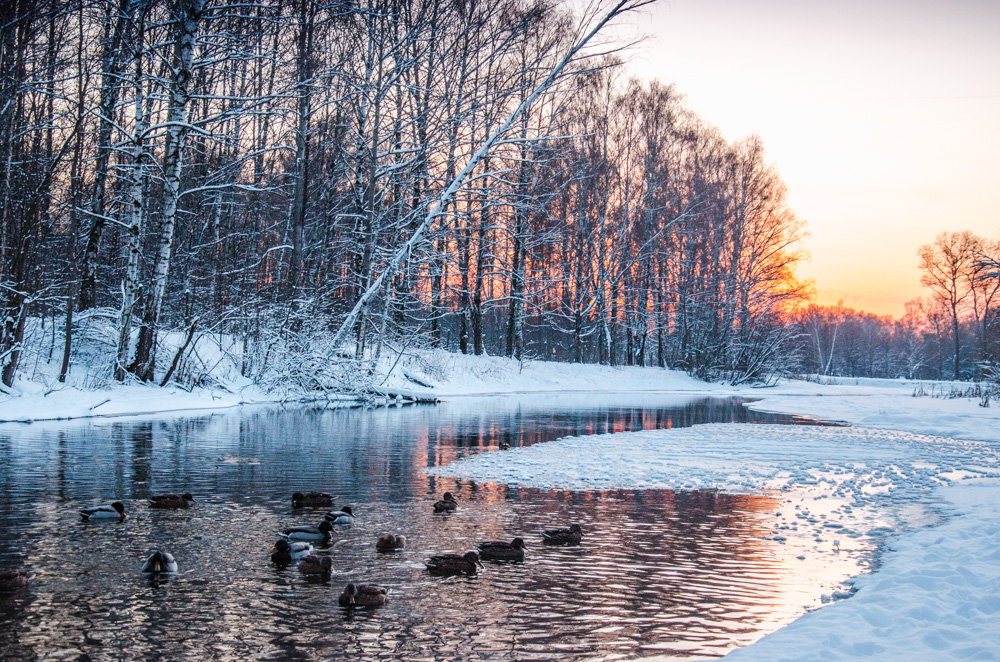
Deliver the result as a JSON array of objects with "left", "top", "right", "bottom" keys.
[
  {"left": 721, "top": 482, "right": 1000, "bottom": 661},
  {"left": 0, "top": 316, "right": 332, "bottom": 422},
  {"left": 379, "top": 348, "right": 720, "bottom": 397},
  {"left": 0, "top": 319, "right": 718, "bottom": 422},
  {"left": 742, "top": 376, "right": 1000, "bottom": 442}
]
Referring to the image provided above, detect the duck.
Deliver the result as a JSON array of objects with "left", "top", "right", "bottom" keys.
[
  {"left": 432, "top": 492, "right": 458, "bottom": 513},
  {"left": 297, "top": 554, "right": 332, "bottom": 579},
  {"left": 0, "top": 568, "right": 34, "bottom": 590},
  {"left": 270, "top": 539, "right": 314, "bottom": 565},
  {"left": 542, "top": 523, "right": 582, "bottom": 546},
  {"left": 324, "top": 506, "right": 354, "bottom": 525},
  {"left": 281, "top": 519, "right": 334, "bottom": 542},
  {"left": 149, "top": 493, "right": 195, "bottom": 509},
  {"left": 425, "top": 551, "right": 483, "bottom": 576},
  {"left": 338, "top": 582, "right": 388, "bottom": 608},
  {"left": 141, "top": 551, "right": 178, "bottom": 574},
  {"left": 292, "top": 491, "right": 334, "bottom": 508},
  {"left": 375, "top": 533, "right": 406, "bottom": 553},
  {"left": 477, "top": 537, "right": 525, "bottom": 562},
  {"left": 80, "top": 502, "right": 126, "bottom": 521}
]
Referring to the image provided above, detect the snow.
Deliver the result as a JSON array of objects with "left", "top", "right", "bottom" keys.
[
  {"left": 0, "top": 324, "right": 719, "bottom": 422},
  {"left": 722, "top": 483, "right": 1000, "bottom": 662},
  {"left": 428, "top": 423, "right": 1000, "bottom": 496},
  {"left": 379, "top": 348, "right": 720, "bottom": 397},
  {"left": 741, "top": 376, "right": 1000, "bottom": 443},
  {"left": 0, "top": 378, "right": 284, "bottom": 423}
]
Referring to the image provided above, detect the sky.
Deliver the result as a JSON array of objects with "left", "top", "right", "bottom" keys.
[{"left": 612, "top": 0, "right": 1000, "bottom": 317}]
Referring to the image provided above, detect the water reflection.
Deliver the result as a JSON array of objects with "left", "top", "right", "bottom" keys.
[{"left": 0, "top": 395, "right": 845, "bottom": 660}]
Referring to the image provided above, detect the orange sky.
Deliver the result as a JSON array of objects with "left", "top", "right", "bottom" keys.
[{"left": 614, "top": 0, "right": 1000, "bottom": 317}]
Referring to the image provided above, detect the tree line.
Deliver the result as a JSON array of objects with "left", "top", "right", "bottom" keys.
[
  {"left": 792, "top": 232, "right": 1000, "bottom": 382},
  {"left": 0, "top": 0, "right": 806, "bottom": 393}
]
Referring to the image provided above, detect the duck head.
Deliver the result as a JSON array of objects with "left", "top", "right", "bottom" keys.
[
  {"left": 181, "top": 493, "right": 195, "bottom": 502},
  {"left": 271, "top": 539, "right": 290, "bottom": 555},
  {"left": 340, "top": 506, "right": 353, "bottom": 516},
  {"left": 344, "top": 582, "right": 357, "bottom": 605},
  {"left": 464, "top": 551, "right": 484, "bottom": 568},
  {"left": 511, "top": 537, "right": 526, "bottom": 549},
  {"left": 318, "top": 520, "right": 334, "bottom": 534},
  {"left": 111, "top": 502, "right": 126, "bottom": 517},
  {"left": 569, "top": 524, "right": 582, "bottom": 533}
]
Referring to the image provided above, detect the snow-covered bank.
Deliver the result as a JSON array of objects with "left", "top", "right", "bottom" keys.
[
  {"left": 0, "top": 379, "right": 316, "bottom": 423},
  {"left": 0, "top": 316, "right": 342, "bottom": 423},
  {"left": 741, "top": 377, "right": 1000, "bottom": 443},
  {"left": 428, "top": 423, "right": 1000, "bottom": 496},
  {"left": 721, "top": 482, "right": 1000, "bottom": 662},
  {"left": 380, "top": 348, "right": 721, "bottom": 397},
  {"left": 0, "top": 328, "right": 720, "bottom": 422}
]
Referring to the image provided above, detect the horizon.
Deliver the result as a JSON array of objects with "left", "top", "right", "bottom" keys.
[{"left": 617, "top": 0, "right": 1000, "bottom": 318}]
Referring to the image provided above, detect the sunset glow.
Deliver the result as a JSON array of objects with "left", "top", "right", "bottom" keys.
[{"left": 621, "top": 0, "right": 1000, "bottom": 316}]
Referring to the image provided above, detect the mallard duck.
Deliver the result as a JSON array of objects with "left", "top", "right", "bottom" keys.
[
  {"left": 141, "top": 551, "right": 178, "bottom": 574},
  {"left": 0, "top": 568, "right": 34, "bottom": 590},
  {"left": 324, "top": 506, "right": 354, "bottom": 525},
  {"left": 298, "top": 554, "right": 332, "bottom": 579},
  {"left": 281, "top": 519, "right": 334, "bottom": 542},
  {"left": 478, "top": 537, "right": 525, "bottom": 562},
  {"left": 149, "top": 493, "right": 195, "bottom": 509},
  {"left": 542, "top": 523, "right": 582, "bottom": 546},
  {"left": 80, "top": 502, "right": 126, "bottom": 521},
  {"left": 291, "top": 491, "right": 334, "bottom": 508},
  {"left": 270, "top": 539, "right": 314, "bottom": 565},
  {"left": 432, "top": 492, "right": 458, "bottom": 513},
  {"left": 338, "top": 582, "right": 388, "bottom": 607},
  {"left": 425, "top": 551, "right": 483, "bottom": 576},
  {"left": 375, "top": 533, "right": 406, "bottom": 553}
]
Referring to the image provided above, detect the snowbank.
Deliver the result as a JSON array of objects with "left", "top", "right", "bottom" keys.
[
  {"left": 721, "top": 482, "right": 1000, "bottom": 662},
  {"left": 0, "top": 378, "right": 299, "bottom": 423},
  {"left": 378, "top": 348, "right": 720, "bottom": 397},
  {"left": 428, "top": 423, "right": 1000, "bottom": 496},
  {"left": 741, "top": 377, "right": 1000, "bottom": 443},
  {"left": 0, "top": 315, "right": 327, "bottom": 422},
  {"left": 0, "top": 321, "right": 720, "bottom": 422}
]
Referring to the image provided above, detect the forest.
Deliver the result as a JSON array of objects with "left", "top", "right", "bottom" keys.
[
  {"left": 797, "top": 231, "right": 1000, "bottom": 383},
  {"left": 0, "top": 0, "right": 990, "bottom": 395}
]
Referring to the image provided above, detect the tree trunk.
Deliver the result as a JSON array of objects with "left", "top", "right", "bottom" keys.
[{"left": 131, "top": 0, "right": 202, "bottom": 382}]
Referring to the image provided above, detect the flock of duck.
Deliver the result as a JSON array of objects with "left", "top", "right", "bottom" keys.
[{"left": 0, "top": 490, "right": 584, "bottom": 609}]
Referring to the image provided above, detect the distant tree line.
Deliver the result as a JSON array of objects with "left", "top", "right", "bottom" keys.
[
  {"left": 0, "top": 0, "right": 805, "bottom": 392},
  {"left": 790, "top": 231, "right": 1000, "bottom": 382}
]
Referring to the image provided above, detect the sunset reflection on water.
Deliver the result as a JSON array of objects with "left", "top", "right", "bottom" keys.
[{"left": 0, "top": 395, "right": 856, "bottom": 660}]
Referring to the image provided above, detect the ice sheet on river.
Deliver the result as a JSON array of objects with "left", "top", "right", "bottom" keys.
[{"left": 428, "top": 423, "right": 1000, "bottom": 500}]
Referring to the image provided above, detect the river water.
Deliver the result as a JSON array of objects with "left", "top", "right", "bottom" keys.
[{"left": 0, "top": 394, "right": 851, "bottom": 660}]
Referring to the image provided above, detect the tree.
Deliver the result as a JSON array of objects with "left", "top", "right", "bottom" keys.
[{"left": 919, "top": 231, "right": 978, "bottom": 380}]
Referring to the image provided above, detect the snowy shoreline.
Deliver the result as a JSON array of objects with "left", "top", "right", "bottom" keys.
[{"left": 0, "top": 349, "right": 723, "bottom": 424}]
